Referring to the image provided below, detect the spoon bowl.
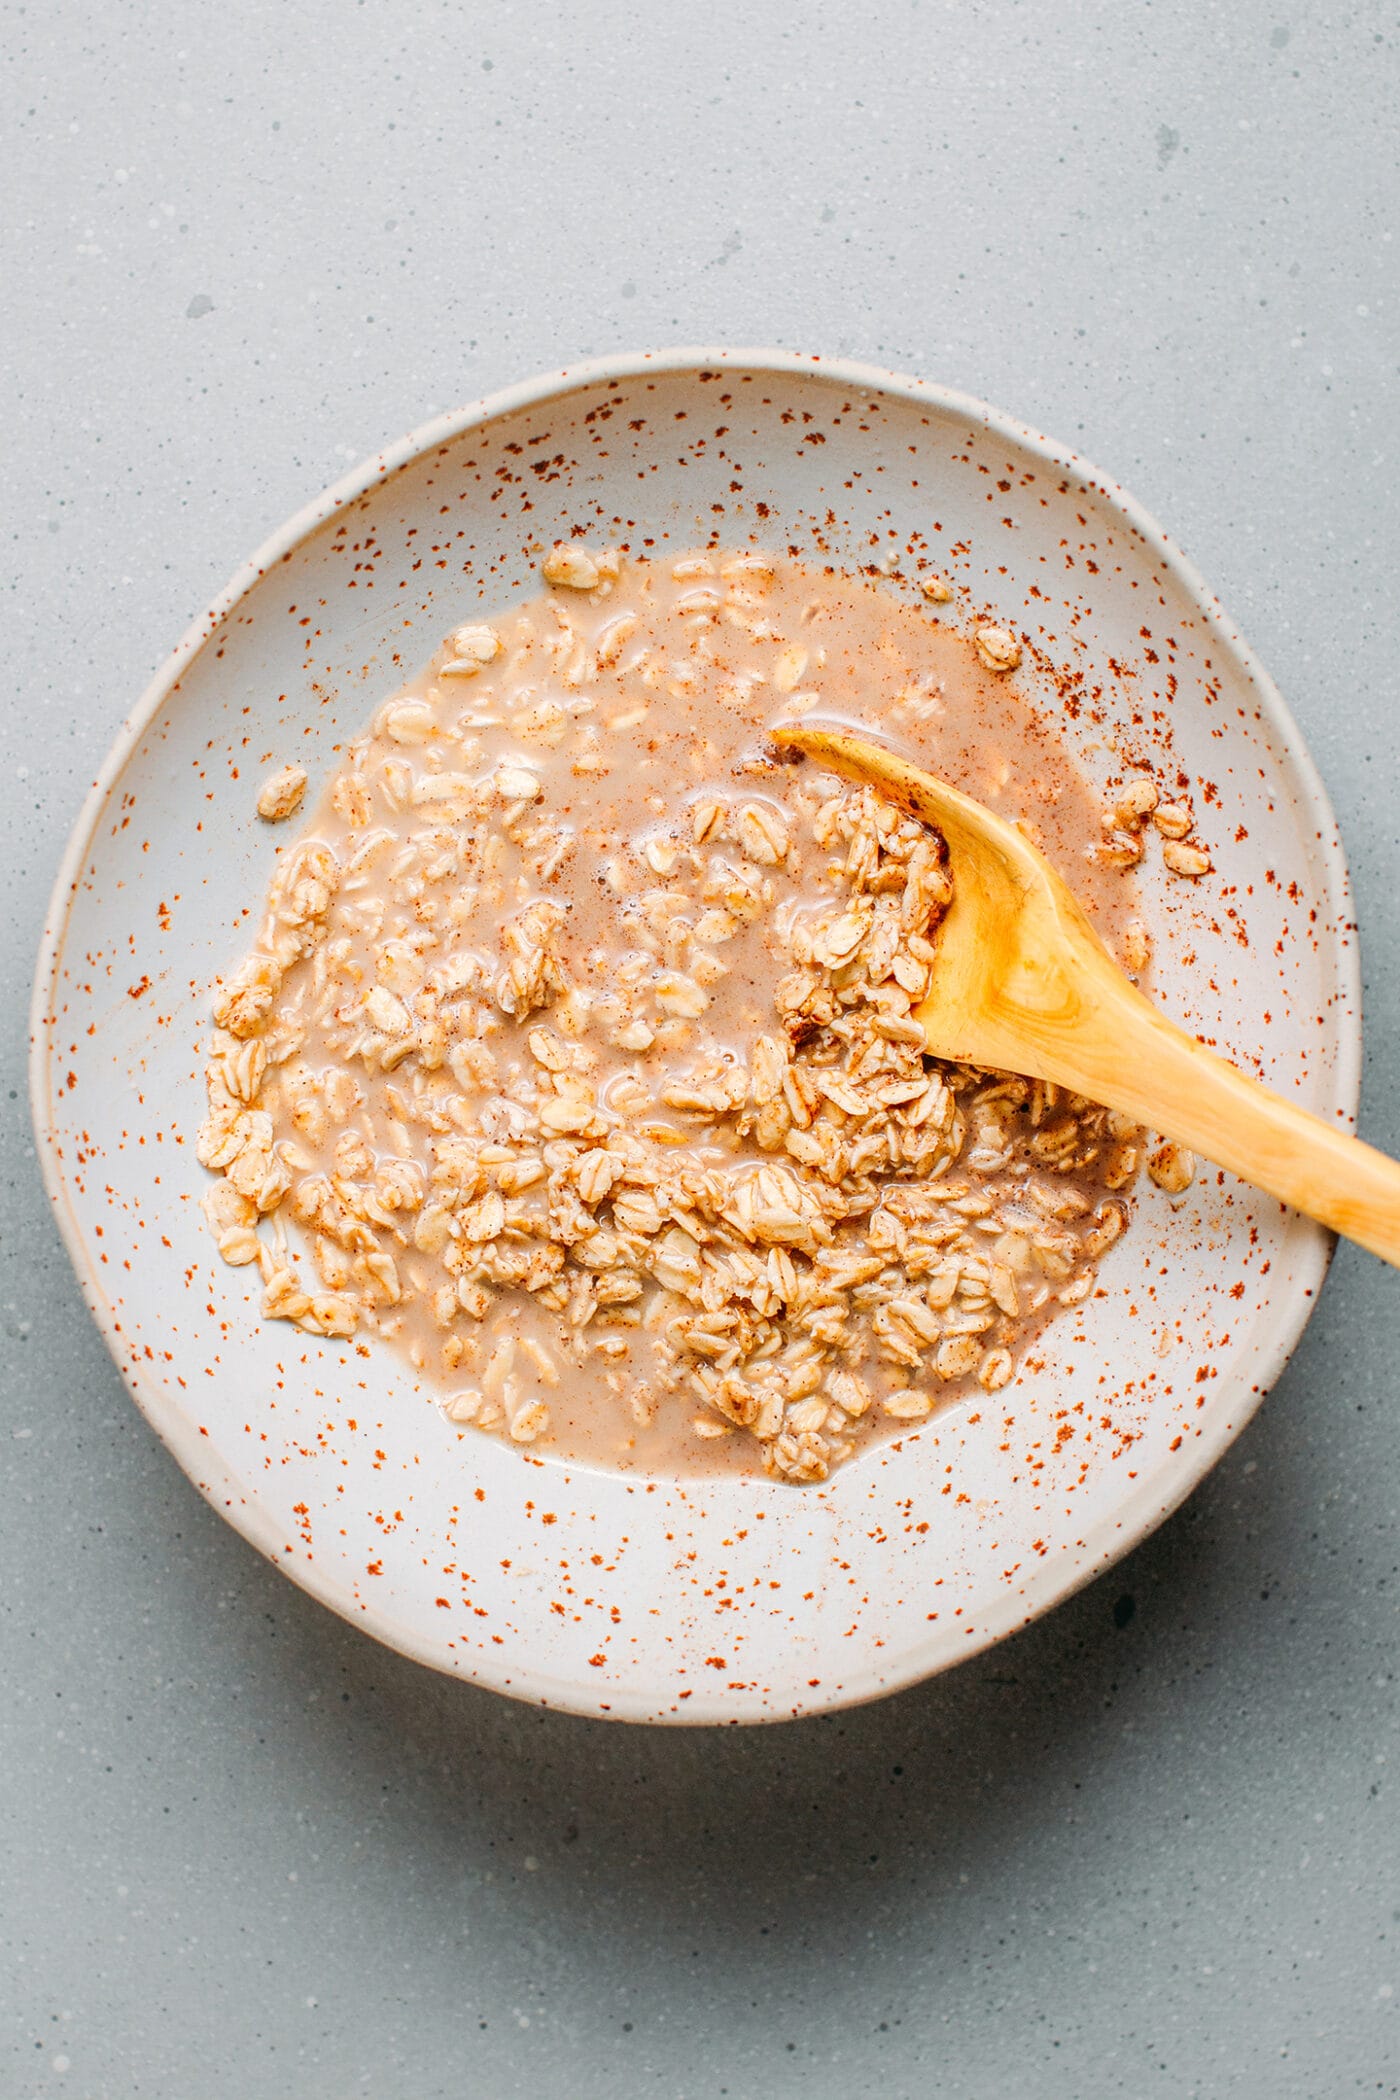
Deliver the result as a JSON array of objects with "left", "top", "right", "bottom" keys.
[{"left": 773, "top": 722, "right": 1400, "bottom": 1270}]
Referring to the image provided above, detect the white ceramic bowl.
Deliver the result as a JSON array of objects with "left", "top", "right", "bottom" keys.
[{"left": 31, "top": 350, "right": 1358, "bottom": 1724}]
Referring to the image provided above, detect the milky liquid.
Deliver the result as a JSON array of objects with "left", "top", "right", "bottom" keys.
[{"left": 250, "top": 551, "right": 1137, "bottom": 1477}]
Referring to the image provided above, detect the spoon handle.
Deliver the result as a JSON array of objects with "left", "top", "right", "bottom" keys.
[{"left": 1037, "top": 975, "right": 1400, "bottom": 1267}]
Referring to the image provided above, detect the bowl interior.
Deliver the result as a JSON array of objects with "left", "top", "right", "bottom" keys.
[{"left": 33, "top": 353, "right": 1356, "bottom": 1722}]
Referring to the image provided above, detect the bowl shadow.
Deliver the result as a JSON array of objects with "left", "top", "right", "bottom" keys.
[{"left": 174, "top": 1356, "right": 1307, "bottom": 1965}]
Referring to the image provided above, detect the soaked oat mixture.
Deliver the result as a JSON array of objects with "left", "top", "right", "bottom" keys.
[{"left": 198, "top": 546, "right": 1192, "bottom": 1483}]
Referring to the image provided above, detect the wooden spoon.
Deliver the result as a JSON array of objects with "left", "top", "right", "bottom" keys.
[{"left": 770, "top": 722, "right": 1400, "bottom": 1267}]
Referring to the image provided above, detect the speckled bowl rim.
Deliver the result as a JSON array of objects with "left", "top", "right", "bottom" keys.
[{"left": 30, "top": 347, "right": 1360, "bottom": 1722}]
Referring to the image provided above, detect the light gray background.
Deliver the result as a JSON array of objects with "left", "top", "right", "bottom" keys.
[{"left": 5, "top": 3, "right": 1398, "bottom": 2095}]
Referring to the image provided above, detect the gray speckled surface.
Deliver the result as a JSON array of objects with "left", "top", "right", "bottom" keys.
[{"left": 5, "top": 3, "right": 1399, "bottom": 2095}]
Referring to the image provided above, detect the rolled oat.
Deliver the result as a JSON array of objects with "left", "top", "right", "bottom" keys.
[
  {"left": 257, "top": 765, "right": 308, "bottom": 823},
  {"left": 973, "top": 624, "right": 1022, "bottom": 673}
]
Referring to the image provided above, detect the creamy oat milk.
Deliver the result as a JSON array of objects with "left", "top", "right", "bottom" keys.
[{"left": 199, "top": 549, "right": 1173, "bottom": 1483}]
